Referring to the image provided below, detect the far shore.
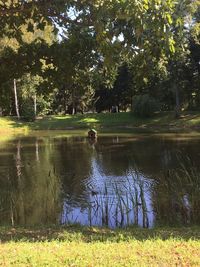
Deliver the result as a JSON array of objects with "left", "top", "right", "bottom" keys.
[{"left": 1, "top": 111, "right": 200, "bottom": 136}]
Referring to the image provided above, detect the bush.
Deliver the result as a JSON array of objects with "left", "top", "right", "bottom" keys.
[
  {"left": 132, "top": 94, "right": 160, "bottom": 117},
  {"left": 21, "top": 99, "right": 35, "bottom": 121}
]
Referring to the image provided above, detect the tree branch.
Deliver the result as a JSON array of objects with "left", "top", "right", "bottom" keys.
[{"left": 0, "top": 0, "right": 93, "bottom": 27}]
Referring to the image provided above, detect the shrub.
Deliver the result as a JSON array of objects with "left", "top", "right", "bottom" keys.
[
  {"left": 20, "top": 99, "right": 35, "bottom": 121},
  {"left": 132, "top": 94, "right": 160, "bottom": 117}
]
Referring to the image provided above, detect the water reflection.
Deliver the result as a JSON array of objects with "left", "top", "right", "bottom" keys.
[
  {"left": 0, "top": 137, "right": 61, "bottom": 226},
  {"left": 0, "top": 133, "right": 200, "bottom": 228}
]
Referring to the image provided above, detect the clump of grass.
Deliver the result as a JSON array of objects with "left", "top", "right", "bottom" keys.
[{"left": 153, "top": 156, "right": 200, "bottom": 227}]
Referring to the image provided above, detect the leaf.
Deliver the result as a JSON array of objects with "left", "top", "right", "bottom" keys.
[
  {"left": 166, "top": 13, "right": 173, "bottom": 25},
  {"left": 27, "top": 22, "right": 34, "bottom": 33}
]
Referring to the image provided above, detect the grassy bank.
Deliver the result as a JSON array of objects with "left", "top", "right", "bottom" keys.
[
  {"left": 0, "top": 226, "right": 200, "bottom": 266},
  {"left": 0, "top": 117, "right": 28, "bottom": 136},
  {"left": 1, "top": 112, "right": 200, "bottom": 134}
]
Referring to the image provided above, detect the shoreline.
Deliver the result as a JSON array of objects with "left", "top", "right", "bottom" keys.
[
  {"left": 1, "top": 225, "right": 200, "bottom": 242},
  {"left": 1, "top": 111, "right": 200, "bottom": 135}
]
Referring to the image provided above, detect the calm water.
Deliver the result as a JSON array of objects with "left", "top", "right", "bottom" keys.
[{"left": 0, "top": 132, "right": 200, "bottom": 228}]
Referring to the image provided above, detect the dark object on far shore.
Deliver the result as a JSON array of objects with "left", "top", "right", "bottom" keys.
[{"left": 88, "top": 129, "right": 97, "bottom": 139}]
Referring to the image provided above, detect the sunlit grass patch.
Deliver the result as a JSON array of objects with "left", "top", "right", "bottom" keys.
[
  {"left": 0, "top": 226, "right": 200, "bottom": 267},
  {"left": 53, "top": 115, "right": 74, "bottom": 120},
  {"left": 0, "top": 117, "right": 29, "bottom": 135},
  {"left": 80, "top": 117, "right": 99, "bottom": 123},
  {"left": 0, "top": 117, "right": 14, "bottom": 128},
  {"left": 1, "top": 241, "right": 200, "bottom": 267},
  {"left": 188, "top": 117, "right": 200, "bottom": 125}
]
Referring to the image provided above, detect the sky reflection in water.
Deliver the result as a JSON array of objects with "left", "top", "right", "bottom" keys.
[{"left": 0, "top": 133, "right": 200, "bottom": 228}]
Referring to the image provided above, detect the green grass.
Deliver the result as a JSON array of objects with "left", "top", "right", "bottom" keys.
[
  {"left": 1, "top": 111, "right": 200, "bottom": 135},
  {"left": 0, "top": 226, "right": 200, "bottom": 266},
  {"left": 0, "top": 117, "right": 28, "bottom": 136},
  {"left": 30, "top": 112, "right": 138, "bottom": 130}
]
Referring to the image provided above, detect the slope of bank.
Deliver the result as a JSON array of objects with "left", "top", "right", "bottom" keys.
[
  {"left": 1, "top": 112, "right": 200, "bottom": 134},
  {"left": 0, "top": 226, "right": 199, "bottom": 266},
  {"left": 0, "top": 117, "right": 28, "bottom": 135}
]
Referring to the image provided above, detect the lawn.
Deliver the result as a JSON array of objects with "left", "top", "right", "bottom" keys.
[
  {"left": 30, "top": 111, "right": 200, "bottom": 131},
  {"left": 0, "top": 226, "right": 200, "bottom": 266},
  {"left": 1, "top": 111, "right": 200, "bottom": 134},
  {"left": 0, "top": 117, "right": 28, "bottom": 135}
]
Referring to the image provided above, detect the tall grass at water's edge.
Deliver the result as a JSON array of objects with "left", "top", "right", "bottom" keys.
[
  {"left": 1, "top": 152, "right": 200, "bottom": 231},
  {"left": 61, "top": 168, "right": 151, "bottom": 228},
  {"left": 3, "top": 159, "right": 200, "bottom": 230},
  {"left": 62, "top": 160, "right": 200, "bottom": 229}
]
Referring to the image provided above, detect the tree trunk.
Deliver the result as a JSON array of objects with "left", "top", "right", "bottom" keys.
[
  {"left": 72, "top": 106, "right": 76, "bottom": 115},
  {"left": 174, "top": 83, "right": 181, "bottom": 118},
  {"left": 72, "top": 87, "right": 75, "bottom": 115},
  {"left": 63, "top": 87, "right": 68, "bottom": 114},
  {"left": 13, "top": 79, "right": 20, "bottom": 119},
  {"left": 34, "top": 93, "right": 37, "bottom": 117}
]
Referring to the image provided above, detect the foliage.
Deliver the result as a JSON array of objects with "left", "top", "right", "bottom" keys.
[
  {"left": 20, "top": 74, "right": 53, "bottom": 117},
  {"left": 0, "top": 0, "right": 199, "bottom": 117},
  {"left": 95, "top": 64, "right": 133, "bottom": 112},
  {"left": 20, "top": 99, "right": 35, "bottom": 121},
  {"left": 132, "top": 94, "right": 160, "bottom": 117}
]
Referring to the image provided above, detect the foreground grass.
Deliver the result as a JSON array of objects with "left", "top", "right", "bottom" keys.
[
  {"left": 1, "top": 111, "right": 200, "bottom": 134},
  {"left": 0, "top": 226, "right": 200, "bottom": 266}
]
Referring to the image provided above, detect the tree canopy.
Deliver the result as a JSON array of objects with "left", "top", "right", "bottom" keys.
[{"left": 0, "top": 0, "right": 199, "bottom": 118}]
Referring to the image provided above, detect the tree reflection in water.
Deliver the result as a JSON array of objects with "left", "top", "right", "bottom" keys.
[{"left": 0, "top": 134, "right": 200, "bottom": 228}]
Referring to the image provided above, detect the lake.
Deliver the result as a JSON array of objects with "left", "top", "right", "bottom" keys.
[{"left": 0, "top": 131, "right": 200, "bottom": 228}]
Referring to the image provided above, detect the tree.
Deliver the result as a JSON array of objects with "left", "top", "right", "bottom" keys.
[
  {"left": 47, "top": 25, "right": 98, "bottom": 114},
  {"left": 0, "top": 19, "right": 55, "bottom": 117},
  {"left": 0, "top": 0, "right": 199, "bottom": 117},
  {"left": 95, "top": 64, "right": 133, "bottom": 112}
]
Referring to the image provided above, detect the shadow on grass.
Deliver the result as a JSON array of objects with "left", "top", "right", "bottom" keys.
[
  {"left": 30, "top": 113, "right": 163, "bottom": 131},
  {"left": 30, "top": 115, "right": 100, "bottom": 130},
  {"left": 0, "top": 225, "right": 200, "bottom": 243}
]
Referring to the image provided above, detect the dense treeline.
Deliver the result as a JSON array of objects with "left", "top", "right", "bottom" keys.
[{"left": 0, "top": 0, "right": 199, "bottom": 119}]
